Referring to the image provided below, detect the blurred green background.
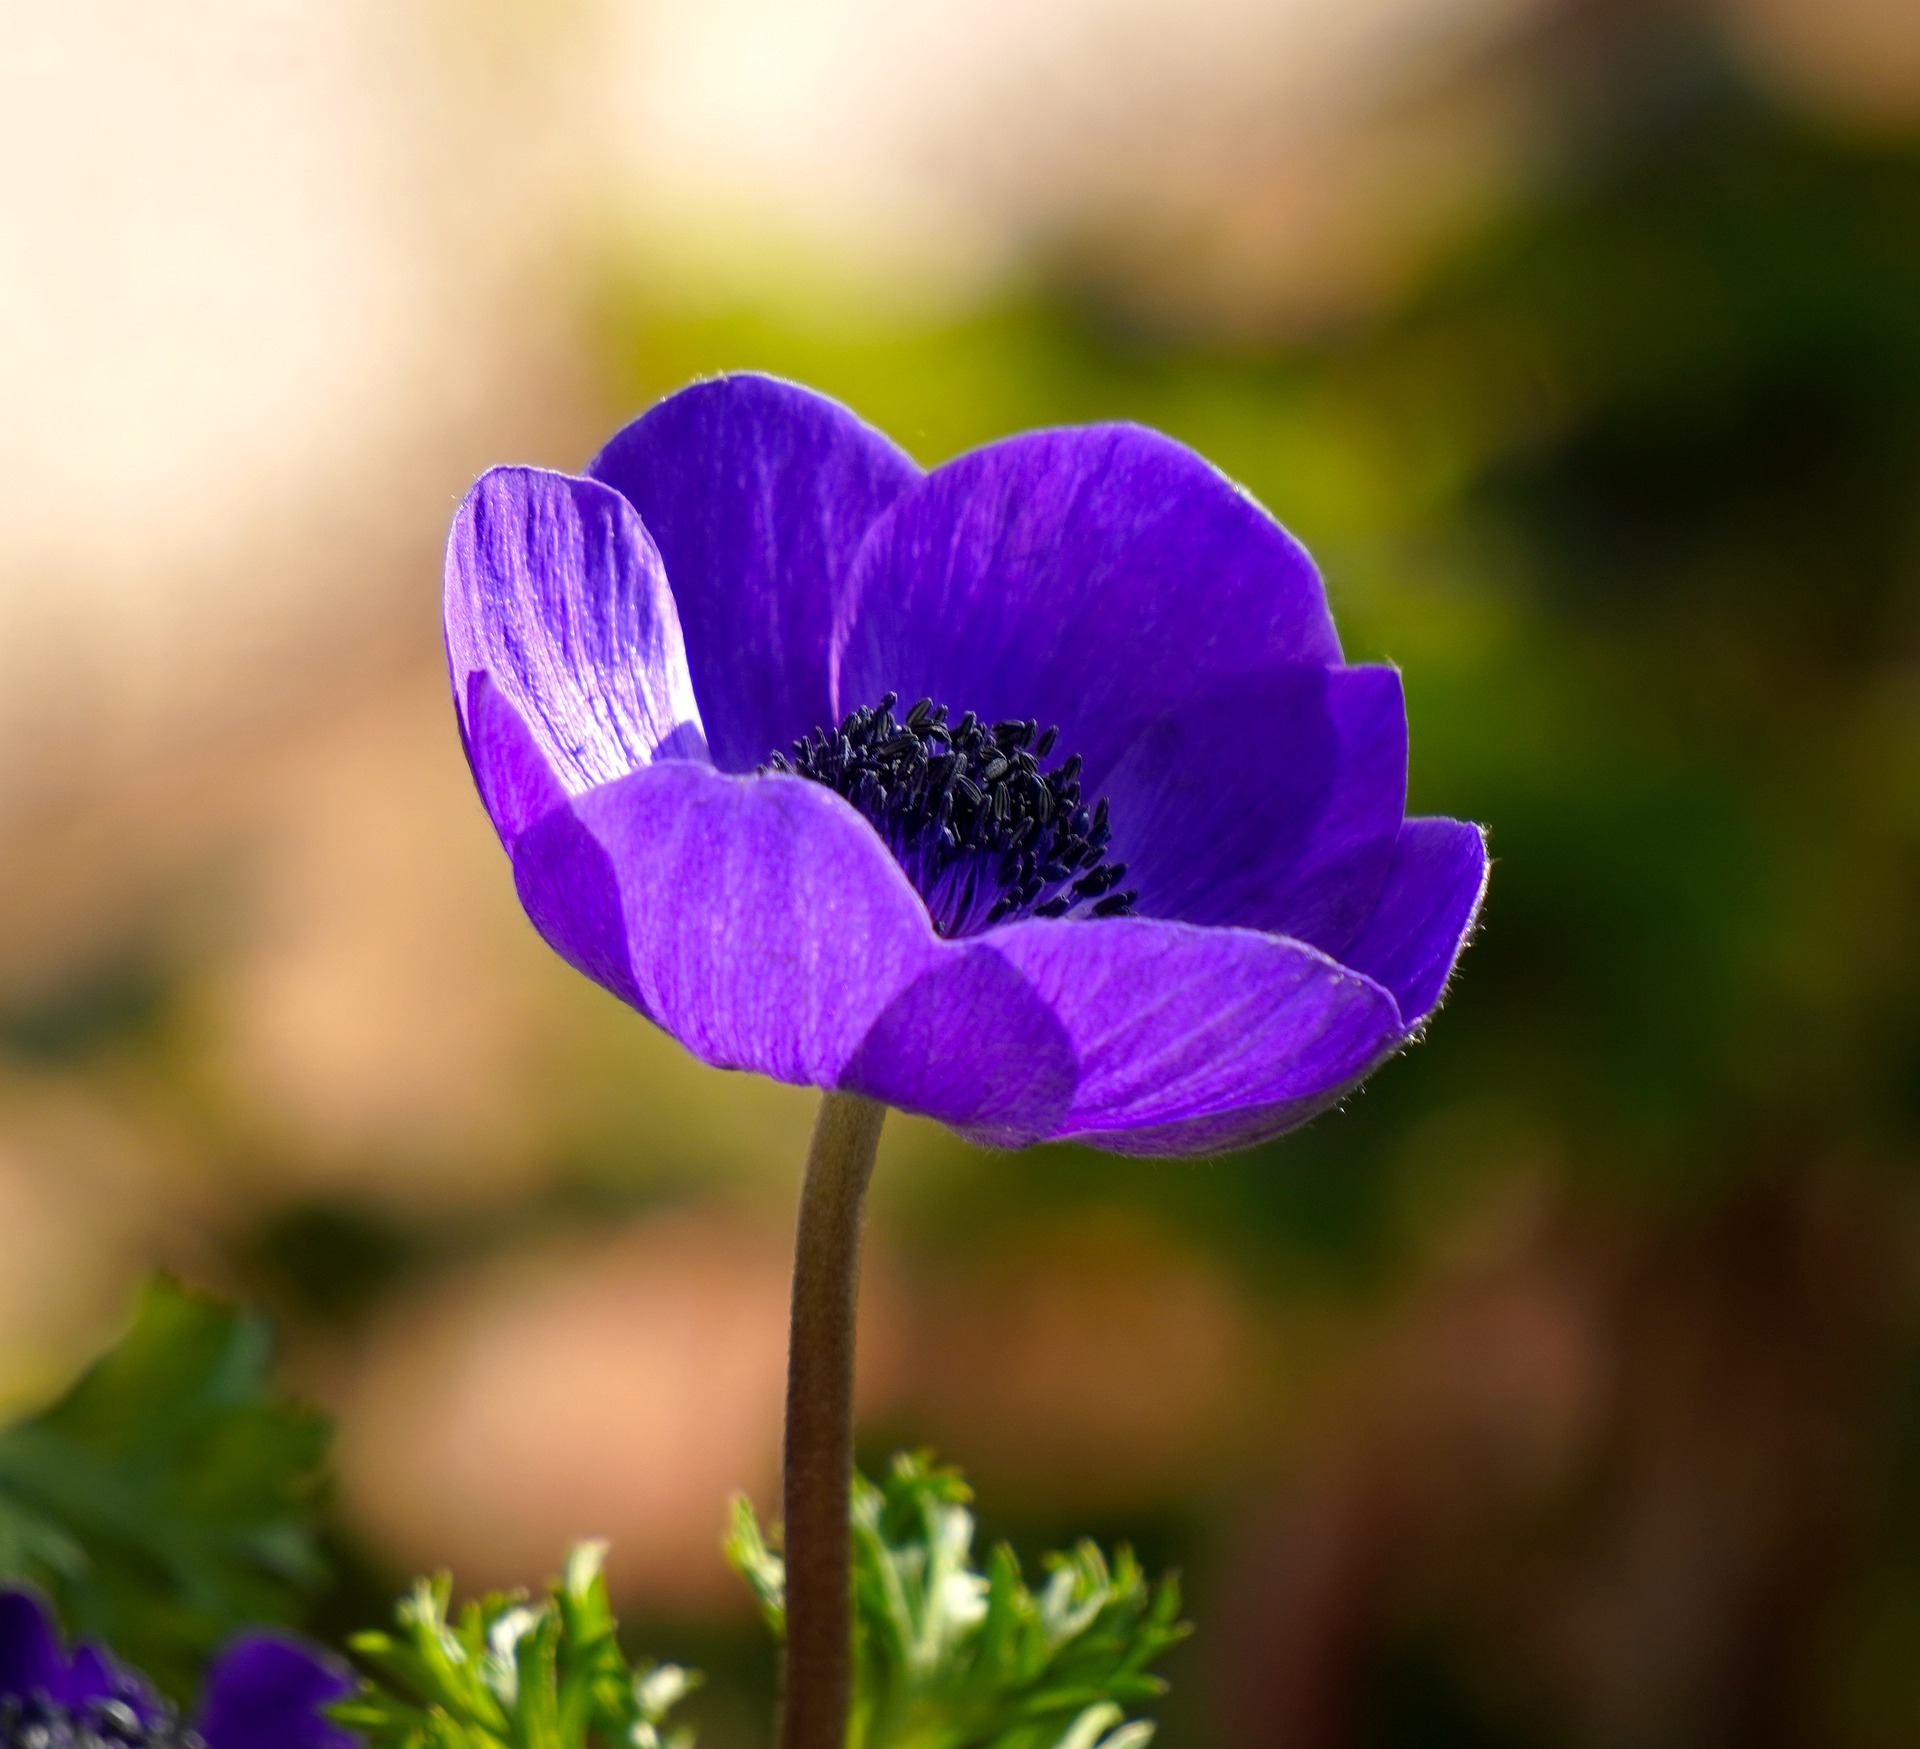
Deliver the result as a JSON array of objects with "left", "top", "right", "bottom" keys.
[{"left": 2, "top": 1, "right": 1919, "bottom": 1745}]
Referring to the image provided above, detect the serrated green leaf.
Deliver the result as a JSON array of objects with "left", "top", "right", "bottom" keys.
[
  {"left": 0, "top": 1275, "right": 330, "bottom": 1700},
  {"left": 724, "top": 1453, "right": 1188, "bottom": 1749},
  {"left": 723, "top": 1494, "right": 785, "bottom": 1636},
  {"left": 338, "top": 1542, "right": 700, "bottom": 1749}
]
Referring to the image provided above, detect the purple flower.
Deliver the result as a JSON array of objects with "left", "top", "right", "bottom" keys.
[
  {"left": 445, "top": 375, "right": 1486, "bottom": 1154},
  {"left": 0, "top": 1590, "right": 354, "bottom": 1749}
]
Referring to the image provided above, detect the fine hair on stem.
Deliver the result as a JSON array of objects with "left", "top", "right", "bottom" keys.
[{"left": 779, "top": 1091, "right": 886, "bottom": 1749}]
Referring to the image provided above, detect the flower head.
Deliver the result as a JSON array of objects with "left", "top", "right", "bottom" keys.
[
  {"left": 445, "top": 375, "right": 1486, "bottom": 1153},
  {"left": 0, "top": 1590, "right": 353, "bottom": 1749}
]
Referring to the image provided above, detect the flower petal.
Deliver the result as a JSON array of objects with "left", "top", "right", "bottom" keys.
[
  {"left": 559, "top": 763, "right": 935, "bottom": 1082},
  {"left": 507, "top": 752, "right": 1076, "bottom": 1134},
  {"left": 0, "top": 1590, "right": 62, "bottom": 1701},
  {"left": 590, "top": 374, "right": 921, "bottom": 773},
  {"left": 833, "top": 424, "right": 1341, "bottom": 787},
  {"left": 517, "top": 760, "right": 1070, "bottom": 1130},
  {"left": 0, "top": 1595, "right": 158, "bottom": 1723},
  {"left": 987, "top": 914, "right": 1404, "bottom": 1155},
  {"left": 57, "top": 1646, "right": 160, "bottom": 1722},
  {"left": 1342, "top": 816, "right": 1489, "bottom": 1024},
  {"left": 196, "top": 1634, "right": 355, "bottom": 1749},
  {"left": 510, "top": 789, "right": 653, "bottom": 1017},
  {"left": 839, "top": 947, "right": 1076, "bottom": 1145},
  {"left": 1102, "top": 663, "right": 1406, "bottom": 952},
  {"left": 444, "top": 465, "right": 706, "bottom": 814},
  {"left": 459, "top": 669, "right": 570, "bottom": 842}
]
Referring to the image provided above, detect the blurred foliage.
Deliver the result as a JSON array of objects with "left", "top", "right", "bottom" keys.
[
  {"left": 0, "top": 1278, "right": 329, "bottom": 1702},
  {"left": 0, "top": 945, "right": 177, "bottom": 1066},
  {"left": 727, "top": 1454, "right": 1186, "bottom": 1749},
  {"left": 338, "top": 1540, "right": 698, "bottom": 1749}
]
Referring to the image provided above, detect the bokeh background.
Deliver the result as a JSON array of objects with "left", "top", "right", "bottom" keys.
[{"left": 5, "top": 0, "right": 1920, "bottom": 1743}]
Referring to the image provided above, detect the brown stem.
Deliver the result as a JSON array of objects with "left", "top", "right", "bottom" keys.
[{"left": 778, "top": 1091, "right": 887, "bottom": 1749}]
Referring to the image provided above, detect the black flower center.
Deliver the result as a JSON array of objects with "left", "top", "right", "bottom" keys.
[
  {"left": 761, "top": 694, "right": 1138, "bottom": 939},
  {"left": 0, "top": 1692, "right": 202, "bottom": 1749}
]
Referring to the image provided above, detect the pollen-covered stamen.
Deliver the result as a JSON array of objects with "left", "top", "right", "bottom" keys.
[
  {"left": 0, "top": 1691, "right": 204, "bottom": 1749},
  {"left": 760, "top": 693, "right": 1138, "bottom": 939}
]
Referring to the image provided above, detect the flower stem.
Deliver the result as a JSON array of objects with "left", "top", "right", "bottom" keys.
[{"left": 779, "top": 1090, "right": 887, "bottom": 1749}]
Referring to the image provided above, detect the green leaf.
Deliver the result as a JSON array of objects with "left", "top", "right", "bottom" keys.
[
  {"left": 0, "top": 1275, "right": 331, "bottom": 1700},
  {"left": 337, "top": 1540, "right": 700, "bottom": 1749},
  {"left": 725, "top": 1453, "right": 1189, "bottom": 1749},
  {"left": 722, "top": 1495, "right": 786, "bottom": 1637}
]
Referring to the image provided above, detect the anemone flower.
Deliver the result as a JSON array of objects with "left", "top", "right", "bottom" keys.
[
  {"left": 444, "top": 374, "right": 1487, "bottom": 1749},
  {"left": 446, "top": 377, "right": 1484, "bottom": 1157},
  {"left": 0, "top": 1589, "right": 353, "bottom": 1749}
]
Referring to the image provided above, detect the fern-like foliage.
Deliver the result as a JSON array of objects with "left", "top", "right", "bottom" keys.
[
  {"left": 726, "top": 1453, "right": 1188, "bottom": 1749},
  {"left": 336, "top": 1541, "right": 697, "bottom": 1749},
  {"left": 340, "top": 1454, "right": 1183, "bottom": 1749}
]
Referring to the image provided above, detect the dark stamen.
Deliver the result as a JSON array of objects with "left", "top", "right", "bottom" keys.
[{"left": 762, "top": 697, "right": 1137, "bottom": 938}]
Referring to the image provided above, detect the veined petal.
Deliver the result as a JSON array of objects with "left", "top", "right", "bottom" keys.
[
  {"left": 517, "top": 761, "right": 1075, "bottom": 1134},
  {"left": 1103, "top": 663, "right": 1407, "bottom": 953},
  {"left": 444, "top": 466, "right": 706, "bottom": 815},
  {"left": 460, "top": 669, "right": 570, "bottom": 842},
  {"left": 512, "top": 795, "right": 654, "bottom": 1018},
  {"left": 197, "top": 1635, "right": 355, "bottom": 1749},
  {"left": 570, "top": 764, "right": 933, "bottom": 1082},
  {"left": 1067, "top": 1084, "right": 1388, "bottom": 1158},
  {"left": 987, "top": 914, "right": 1404, "bottom": 1156},
  {"left": 832, "top": 423, "right": 1341, "bottom": 787},
  {"left": 590, "top": 374, "right": 921, "bottom": 773},
  {"left": 1343, "top": 816, "right": 1489, "bottom": 1025},
  {"left": 840, "top": 948, "right": 1076, "bottom": 1146}
]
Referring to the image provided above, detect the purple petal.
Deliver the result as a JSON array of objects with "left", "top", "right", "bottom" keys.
[
  {"left": 517, "top": 760, "right": 1074, "bottom": 1131},
  {"left": 460, "top": 669, "right": 570, "bottom": 841},
  {"left": 839, "top": 946, "right": 1076, "bottom": 1145},
  {"left": 59, "top": 1645, "right": 157, "bottom": 1717},
  {"left": 0, "top": 1596, "right": 158, "bottom": 1723},
  {"left": 61, "top": 1645, "right": 117, "bottom": 1704},
  {"left": 196, "top": 1634, "right": 355, "bottom": 1749},
  {"left": 444, "top": 466, "right": 706, "bottom": 827},
  {"left": 1342, "top": 816, "right": 1489, "bottom": 1024},
  {"left": 987, "top": 915, "right": 1405, "bottom": 1155},
  {"left": 832, "top": 424, "right": 1341, "bottom": 788},
  {"left": 0, "top": 1591, "right": 63, "bottom": 1701},
  {"left": 555, "top": 762, "right": 932, "bottom": 1082},
  {"left": 1061, "top": 1083, "right": 1392, "bottom": 1158},
  {"left": 590, "top": 374, "right": 921, "bottom": 773},
  {"left": 513, "top": 800, "right": 653, "bottom": 1017},
  {"left": 1102, "top": 663, "right": 1406, "bottom": 952}
]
